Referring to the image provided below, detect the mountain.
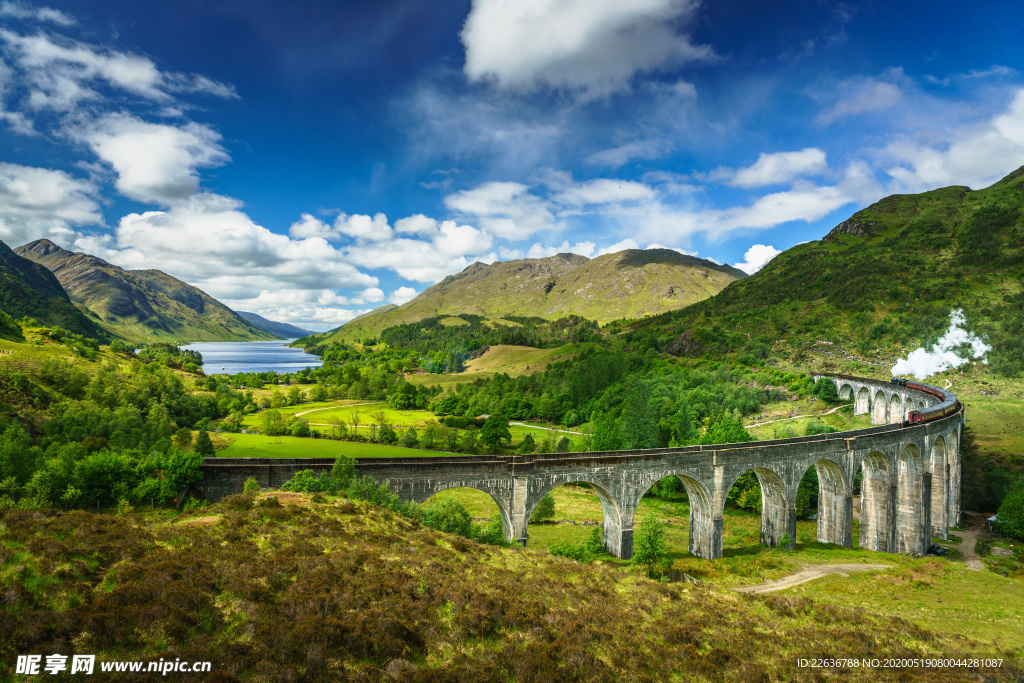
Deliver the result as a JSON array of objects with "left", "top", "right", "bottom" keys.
[
  {"left": 15, "top": 239, "right": 273, "bottom": 343},
  {"left": 0, "top": 240, "right": 106, "bottom": 338},
  {"left": 634, "top": 165, "right": 1024, "bottom": 377},
  {"left": 317, "top": 249, "right": 746, "bottom": 343},
  {"left": 236, "top": 311, "right": 313, "bottom": 339}
]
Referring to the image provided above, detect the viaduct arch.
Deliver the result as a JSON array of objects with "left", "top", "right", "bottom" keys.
[{"left": 196, "top": 374, "right": 963, "bottom": 560}]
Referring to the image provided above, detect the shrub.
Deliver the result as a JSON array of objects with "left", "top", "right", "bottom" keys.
[
  {"left": 243, "top": 477, "right": 260, "bottom": 494},
  {"left": 282, "top": 469, "right": 330, "bottom": 493},
  {"left": 420, "top": 498, "right": 473, "bottom": 539},
  {"left": 995, "top": 484, "right": 1024, "bottom": 540},
  {"left": 530, "top": 492, "right": 555, "bottom": 522}
]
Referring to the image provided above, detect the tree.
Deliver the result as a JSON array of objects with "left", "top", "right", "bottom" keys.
[
  {"left": 348, "top": 408, "right": 361, "bottom": 438},
  {"left": 172, "top": 427, "right": 193, "bottom": 451},
  {"left": 460, "top": 427, "right": 479, "bottom": 454},
  {"left": 530, "top": 492, "right": 555, "bottom": 521},
  {"left": 619, "top": 378, "right": 657, "bottom": 450},
  {"left": 287, "top": 386, "right": 303, "bottom": 405},
  {"left": 996, "top": 483, "right": 1024, "bottom": 540},
  {"left": 243, "top": 477, "right": 260, "bottom": 494},
  {"left": 556, "top": 436, "right": 571, "bottom": 453},
  {"left": 631, "top": 510, "right": 667, "bottom": 577},
  {"left": 400, "top": 427, "right": 419, "bottom": 448},
  {"left": 518, "top": 433, "right": 536, "bottom": 454},
  {"left": 331, "top": 454, "right": 357, "bottom": 488},
  {"left": 194, "top": 429, "right": 215, "bottom": 457},
  {"left": 814, "top": 378, "right": 841, "bottom": 404},
  {"left": 270, "top": 389, "right": 286, "bottom": 408},
  {"left": 480, "top": 414, "right": 512, "bottom": 453},
  {"left": 260, "top": 409, "right": 287, "bottom": 436}
]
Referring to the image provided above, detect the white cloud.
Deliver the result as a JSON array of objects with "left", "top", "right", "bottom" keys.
[
  {"left": 0, "top": 161, "right": 100, "bottom": 244},
  {"left": 552, "top": 178, "right": 656, "bottom": 206},
  {"left": 394, "top": 213, "right": 439, "bottom": 236},
  {"left": 728, "top": 148, "right": 828, "bottom": 188},
  {"left": 815, "top": 70, "right": 906, "bottom": 126},
  {"left": 525, "top": 240, "right": 596, "bottom": 259},
  {"left": 334, "top": 212, "right": 393, "bottom": 242},
  {"left": 597, "top": 238, "right": 640, "bottom": 256},
  {"left": 76, "top": 113, "right": 228, "bottom": 204},
  {"left": 733, "top": 244, "right": 781, "bottom": 274},
  {"left": 444, "top": 181, "right": 559, "bottom": 239},
  {"left": 103, "top": 194, "right": 378, "bottom": 311},
  {"left": 389, "top": 286, "right": 418, "bottom": 305},
  {"left": 0, "top": 2, "right": 75, "bottom": 26},
  {"left": 0, "top": 30, "right": 236, "bottom": 112},
  {"left": 461, "top": 0, "right": 711, "bottom": 97},
  {"left": 878, "top": 87, "right": 1024, "bottom": 192}
]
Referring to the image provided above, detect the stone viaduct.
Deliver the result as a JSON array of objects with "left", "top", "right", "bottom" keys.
[{"left": 196, "top": 374, "right": 963, "bottom": 560}]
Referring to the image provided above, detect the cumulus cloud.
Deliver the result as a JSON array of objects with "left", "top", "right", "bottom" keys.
[
  {"left": 461, "top": 0, "right": 711, "bottom": 97},
  {"left": 444, "top": 181, "right": 559, "bottom": 239},
  {"left": 75, "top": 114, "right": 228, "bottom": 204},
  {"left": 879, "top": 87, "right": 1024, "bottom": 192},
  {"left": 727, "top": 148, "right": 828, "bottom": 188},
  {"left": 733, "top": 244, "right": 781, "bottom": 274},
  {"left": 389, "top": 286, "right": 418, "bottom": 305},
  {"left": 891, "top": 309, "right": 991, "bottom": 380},
  {"left": 0, "top": 161, "right": 100, "bottom": 244}
]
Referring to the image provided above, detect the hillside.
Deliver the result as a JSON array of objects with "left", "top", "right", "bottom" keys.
[
  {"left": 15, "top": 239, "right": 273, "bottom": 343},
  {"left": 237, "top": 311, "right": 313, "bottom": 339},
  {"left": 634, "top": 166, "right": 1024, "bottom": 377},
  {"left": 314, "top": 249, "right": 745, "bottom": 344},
  {"left": 0, "top": 240, "right": 106, "bottom": 339}
]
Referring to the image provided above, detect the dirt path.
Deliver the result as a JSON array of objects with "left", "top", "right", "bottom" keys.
[
  {"left": 957, "top": 529, "right": 986, "bottom": 571},
  {"left": 509, "top": 422, "right": 583, "bottom": 436},
  {"left": 294, "top": 401, "right": 381, "bottom": 417},
  {"left": 731, "top": 563, "right": 893, "bottom": 594},
  {"left": 746, "top": 403, "right": 852, "bottom": 429}
]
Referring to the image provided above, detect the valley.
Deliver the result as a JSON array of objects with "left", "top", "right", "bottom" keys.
[{"left": 3, "top": 171, "right": 1024, "bottom": 680}]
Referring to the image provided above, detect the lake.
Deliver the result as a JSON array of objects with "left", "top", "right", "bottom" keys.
[{"left": 182, "top": 339, "right": 324, "bottom": 375}]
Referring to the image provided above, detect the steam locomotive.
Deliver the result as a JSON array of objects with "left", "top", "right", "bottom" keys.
[{"left": 890, "top": 377, "right": 960, "bottom": 425}]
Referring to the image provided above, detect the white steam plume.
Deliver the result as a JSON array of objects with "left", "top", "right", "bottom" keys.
[{"left": 891, "top": 309, "right": 990, "bottom": 380}]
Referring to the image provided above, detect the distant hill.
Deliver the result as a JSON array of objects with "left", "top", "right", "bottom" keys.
[
  {"left": 0, "top": 240, "right": 107, "bottom": 339},
  {"left": 236, "top": 311, "right": 313, "bottom": 339},
  {"left": 315, "top": 249, "right": 745, "bottom": 344},
  {"left": 633, "top": 165, "right": 1024, "bottom": 377},
  {"left": 15, "top": 239, "right": 273, "bottom": 343}
]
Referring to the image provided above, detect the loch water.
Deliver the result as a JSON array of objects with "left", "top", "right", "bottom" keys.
[{"left": 181, "top": 339, "right": 324, "bottom": 375}]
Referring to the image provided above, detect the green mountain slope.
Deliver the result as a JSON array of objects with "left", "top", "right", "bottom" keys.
[
  {"left": 316, "top": 249, "right": 746, "bottom": 344},
  {"left": 236, "top": 311, "right": 313, "bottom": 339},
  {"left": 0, "top": 240, "right": 105, "bottom": 339},
  {"left": 15, "top": 239, "right": 273, "bottom": 343},
  {"left": 635, "top": 166, "right": 1024, "bottom": 377}
]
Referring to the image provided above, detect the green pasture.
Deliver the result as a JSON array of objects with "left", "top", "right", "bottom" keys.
[{"left": 214, "top": 431, "right": 448, "bottom": 459}]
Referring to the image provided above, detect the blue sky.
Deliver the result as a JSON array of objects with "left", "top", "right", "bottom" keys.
[{"left": 1, "top": 0, "right": 1022, "bottom": 331}]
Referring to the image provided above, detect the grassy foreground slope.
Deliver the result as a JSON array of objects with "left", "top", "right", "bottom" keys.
[
  {"left": 0, "top": 495, "right": 1010, "bottom": 682},
  {"left": 313, "top": 249, "right": 745, "bottom": 344}
]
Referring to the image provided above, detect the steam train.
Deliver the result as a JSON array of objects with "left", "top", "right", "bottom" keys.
[{"left": 889, "top": 377, "right": 960, "bottom": 425}]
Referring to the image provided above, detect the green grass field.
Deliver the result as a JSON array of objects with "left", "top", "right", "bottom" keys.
[{"left": 214, "top": 432, "right": 451, "bottom": 458}]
